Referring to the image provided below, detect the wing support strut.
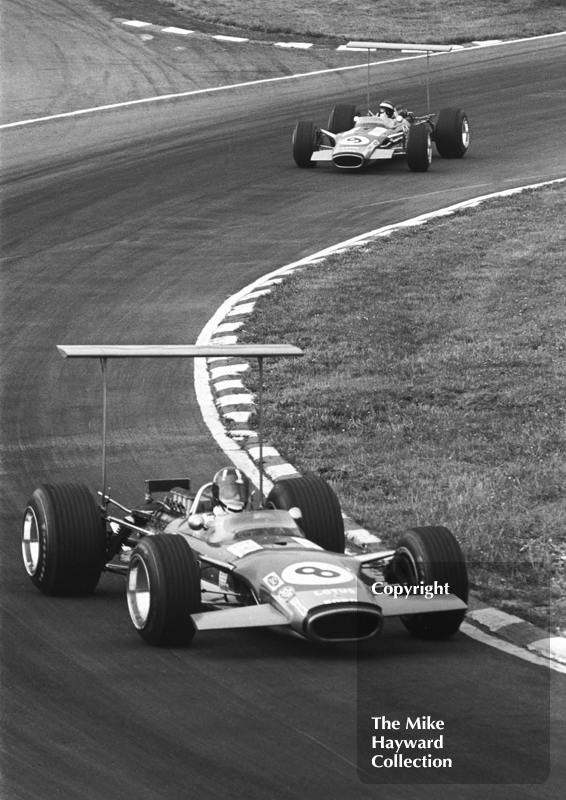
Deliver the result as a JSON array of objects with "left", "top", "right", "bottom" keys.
[
  {"left": 57, "top": 344, "right": 304, "bottom": 509},
  {"left": 346, "top": 41, "right": 455, "bottom": 114}
]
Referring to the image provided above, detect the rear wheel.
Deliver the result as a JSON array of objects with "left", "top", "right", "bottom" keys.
[
  {"left": 406, "top": 123, "right": 432, "bottom": 172},
  {"left": 127, "top": 534, "right": 201, "bottom": 647},
  {"left": 327, "top": 104, "right": 360, "bottom": 134},
  {"left": 434, "top": 107, "right": 469, "bottom": 158},
  {"left": 388, "top": 526, "right": 468, "bottom": 639},
  {"left": 292, "top": 121, "right": 321, "bottom": 168},
  {"left": 22, "top": 483, "right": 105, "bottom": 596},
  {"left": 266, "top": 474, "right": 345, "bottom": 552}
]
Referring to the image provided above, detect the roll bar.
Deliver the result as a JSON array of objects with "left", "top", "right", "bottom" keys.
[{"left": 57, "top": 344, "right": 304, "bottom": 508}]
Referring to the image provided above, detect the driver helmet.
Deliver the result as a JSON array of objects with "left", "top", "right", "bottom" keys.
[
  {"left": 378, "top": 100, "right": 395, "bottom": 118},
  {"left": 212, "top": 467, "right": 251, "bottom": 512}
]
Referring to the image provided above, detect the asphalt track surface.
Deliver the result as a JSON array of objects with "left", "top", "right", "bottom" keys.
[{"left": 1, "top": 2, "right": 566, "bottom": 798}]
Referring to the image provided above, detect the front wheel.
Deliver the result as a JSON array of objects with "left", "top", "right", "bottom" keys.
[
  {"left": 127, "top": 534, "right": 201, "bottom": 646},
  {"left": 327, "top": 104, "right": 360, "bottom": 134},
  {"left": 22, "top": 482, "right": 105, "bottom": 596},
  {"left": 389, "top": 526, "right": 468, "bottom": 639},
  {"left": 292, "top": 121, "right": 321, "bottom": 168},
  {"left": 266, "top": 474, "right": 345, "bottom": 552},
  {"left": 406, "top": 123, "right": 432, "bottom": 172},
  {"left": 434, "top": 107, "right": 469, "bottom": 158}
]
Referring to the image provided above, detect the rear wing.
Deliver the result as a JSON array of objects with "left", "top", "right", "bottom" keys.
[
  {"left": 57, "top": 344, "right": 304, "bottom": 507},
  {"left": 345, "top": 40, "right": 457, "bottom": 114},
  {"left": 57, "top": 344, "right": 303, "bottom": 359}
]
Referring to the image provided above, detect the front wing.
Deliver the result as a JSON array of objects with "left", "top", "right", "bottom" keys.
[
  {"left": 192, "top": 604, "right": 287, "bottom": 631},
  {"left": 311, "top": 150, "right": 395, "bottom": 162},
  {"left": 190, "top": 592, "right": 466, "bottom": 632}
]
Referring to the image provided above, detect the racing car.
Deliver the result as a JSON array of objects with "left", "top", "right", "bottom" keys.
[
  {"left": 292, "top": 104, "right": 469, "bottom": 172},
  {"left": 21, "top": 344, "right": 468, "bottom": 648}
]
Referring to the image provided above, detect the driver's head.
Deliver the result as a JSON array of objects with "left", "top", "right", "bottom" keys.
[
  {"left": 378, "top": 100, "right": 395, "bottom": 118},
  {"left": 212, "top": 467, "right": 251, "bottom": 512}
]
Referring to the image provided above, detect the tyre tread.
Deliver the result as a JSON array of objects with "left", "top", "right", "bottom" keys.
[
  {"left": 27, "top": 482, "right": 104, "bottom": 596},
  {"left": 266, "top": 474, "right": 345, "bottom": 552},
  {"left": 133, "top": 535, "right": 200, "bottom": 647}
]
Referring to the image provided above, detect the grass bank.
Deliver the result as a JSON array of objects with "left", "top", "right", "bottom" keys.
[
  {"left": 238, "top": 182, "right": 566, "bottom": 634},
  {"left": 164, "top": 1, "right": 566, "bottom": 43}
]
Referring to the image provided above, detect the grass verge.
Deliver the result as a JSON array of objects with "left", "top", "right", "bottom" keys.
[
  {"left": 164, "top": 1, "right": 566, "bottom": 43},
  {"left": 238, "top": 182, "right": 566, "bottom": 635}
]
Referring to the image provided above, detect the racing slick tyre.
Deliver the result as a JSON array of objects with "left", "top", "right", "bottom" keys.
[
  {"left": 266, "top": 474, "right": 345, "bottom": 553},
  {"left": 434, "top": 107, "right": 469, "bottom": 158},
  {"left": 388, "top": 526, "right": 468, "bottom": 639},
  {"left": 406, "top": 123, "right": 432, "bottom": 172},
  {"left": 127, "top": 534, "right": 201, "bottom": 647},
  {"left": 292, "top": 121, "right": 321, "bottom": 168},
  {"left": 327, "top": 104, "right": 360, "bottom": 134},
  {"left": 22, "top": 482, "right": 105, "bottom": 596}
]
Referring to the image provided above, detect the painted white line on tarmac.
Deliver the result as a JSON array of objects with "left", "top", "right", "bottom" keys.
[
  {"left": 0, "top": 55, "right": 429, "bottom": 129},
  {"left": 2, "top": 31, "right": 564, "bottom": 130}
]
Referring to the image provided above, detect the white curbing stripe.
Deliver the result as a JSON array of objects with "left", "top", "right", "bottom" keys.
[
  {"left": 213, "top": 379, "right": 246, "bottom": 392},
  {"left": 264, "top": 463, "right": 301, "bottom": 479},
  {"left": 274, "top": 42, "right": 314, "bottom": 49},
  {"left": 467, "top": 608, "right": 526, "bottom": 631},
  {"left": 460, "top": 624, "right": 566, "bottom": 674},
  {"left": 227, "top": 303, "right": 256, "bottom": 316},
  {"left": 209, "top": 364, "right": 250, "bottom": 379},
  {"left": 213, "top": 35, "right": 250, "bottom": 43},
  {"left": 214, "top": 322, "right": 243, "bottom": 333},
  {"left": 216, "top": 393, "right": 255, "bottom": 407},
  {"left": 247, "top": 446, "right": 282, "bottom": 459},
  {"left": 209, "top": 335, "right": 238, "bottom": 345},
  {"left": 161, "top": 26, "right": 194, "bottom": 35},
  {"left": 528, "top": 637, "right": 566, "bottom": 664}
]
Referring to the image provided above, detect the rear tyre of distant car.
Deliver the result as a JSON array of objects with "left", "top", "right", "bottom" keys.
[
  {"left": 327, "top": 104, "right": 360, "bottom": 134},
  {"left": 388, "top": 526, "right": 468, "bottom": 638},
  {"left": 266, "top": 474, "right": 345, "bottom": 552},
  {"left": 406, "top": 123, "right": 432, "bottom": 172},
  {"left": 22, "top": 482, "right": 105, "bottom": 596},
  {"left": 127, "top": 534, "right": 201, "bottom": 646},
  {"left": 434, "top": 107, "right": 470, "bottom": 158},
  {"left": 292, "top": 121, "right": 321, "bottom": 168}
]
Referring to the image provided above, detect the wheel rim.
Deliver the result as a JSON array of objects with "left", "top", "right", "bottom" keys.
[
  {"left": 427, "top": 133, "right": 432, "bottom": 163},
  {"left": 127, "top": 555, "right": 151, "bottom": 629},
  {"left": 461, "top": 117, "right": 470, "bottom": 148},
  {"left": 22, "top": 507, "right": 41, "bottom": 576},
  {"left": 393, "top": 547, "right": 421, "bottom": 620},
  {"left": 393, "top": 546, "right": 419, "bottom": 584}
]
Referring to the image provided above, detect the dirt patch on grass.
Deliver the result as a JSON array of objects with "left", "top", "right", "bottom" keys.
[{"left": 238, "top": 182, "right": 566, "bottom": 635}]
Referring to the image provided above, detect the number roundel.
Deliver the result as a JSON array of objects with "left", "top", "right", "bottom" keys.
[
  {"left": 280, "top": 561, "right": 354, "bottom": 586},
  {"left": 341, "top": 135, "right": 369, "bottom": 146}
]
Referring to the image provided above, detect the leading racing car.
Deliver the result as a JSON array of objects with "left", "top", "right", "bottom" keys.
[
  {"left": 292, "top": 103, "right": 469, "bottom": 172},
  {"left": 21, "top": 344, "right": 468, "bottom": 648}
]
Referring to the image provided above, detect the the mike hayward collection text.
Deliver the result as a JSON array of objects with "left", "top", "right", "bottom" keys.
[{"left": 370, "top": 716, "right": 452, "bottom": 769}]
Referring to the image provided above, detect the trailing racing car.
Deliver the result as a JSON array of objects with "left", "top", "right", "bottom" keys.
[
  {"left": 292, "top": 103, "right": 469, "bottom": 172},
  {"left": 21, "top": 344, "right": 468, "bottom": 648}
]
